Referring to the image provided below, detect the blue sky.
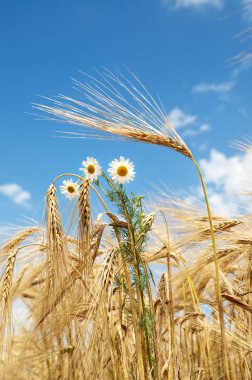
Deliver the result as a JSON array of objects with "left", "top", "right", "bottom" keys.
[{"left": 0, "top": 0, "right": 252, "bottom": 231}]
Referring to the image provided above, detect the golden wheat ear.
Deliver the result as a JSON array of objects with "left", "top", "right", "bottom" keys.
[
  {"left": 0, "top": 227, "right": 39, "bottom": 259},
  {"left": 33, "top": 69, "right": 192, "bottom": 159},
  {"left": 45, "top": 183, "right": 68, "bottom": 293},
  {"left": 78, "top": 179, "right": 92, "bottom": 272},
  {"left": 0, "top": 249, "right": 18, "bottom": 355}
]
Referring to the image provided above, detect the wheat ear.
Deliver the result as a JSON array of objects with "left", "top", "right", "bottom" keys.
[
  {"left": 46, "top": 183, "right": 66, "bottom": 290},
  {"left": 0, "top": 227, "right": 39, "bottom": 256},
  {"left": 78, "top": 179, "right": 92, "bottom": 271},
  {"left": 0, "top": 249, "right": 18, "bottom": 350}
]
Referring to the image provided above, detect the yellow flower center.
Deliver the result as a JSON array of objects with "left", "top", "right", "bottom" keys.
[
  {"left": 67, "top": 186, "right": 75, "bottom": 194},
  {"left": 117, "top": 165, "right": 128, "bottom": 177},
  {"left": 87, "top": 164, "right": 95, "bottom": 174}
]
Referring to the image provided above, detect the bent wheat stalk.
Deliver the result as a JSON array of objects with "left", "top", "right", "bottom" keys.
[{"left": 192, "top": 159, "right": 230, "bottom": 380}]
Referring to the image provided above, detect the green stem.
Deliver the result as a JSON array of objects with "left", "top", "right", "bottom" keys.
[
  {"left": 99, "top": 181, "right": 145, "bottom": 379},
  {"left": 117, "top": 190, "right": 155, "bottom": 379},
  {"left": 104, "top": 176, "right": 154, "bottom": 378}
]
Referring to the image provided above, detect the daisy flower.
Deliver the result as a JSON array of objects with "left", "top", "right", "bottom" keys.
[
  {"left": 60, "top": 179, "right": 79, "bottom": 200},
  {"left": 108, "top": 156, "right": 135, "bottom": 184},
  {"left": 79, "top": 157, "right": 102, "bottom": 181}
]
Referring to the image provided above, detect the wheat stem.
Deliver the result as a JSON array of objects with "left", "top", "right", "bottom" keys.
[{"left": 192, "top": 158, "right": 230, "bottom": 380}]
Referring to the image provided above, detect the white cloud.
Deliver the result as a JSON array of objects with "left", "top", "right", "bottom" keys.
[
  {"left": 0, "top": 183, "right": 31, "bottom": 206},
  {"left": 231, "top": 60, "right": 252, "bottom": 79},
  {"left": 191, "top": 148, "right": 252, "bottom": 216},
  {"left": 167, "top": 108, "right": 211, "bottom": 140},
  {"left": 199, "top": 123, "right": 211, "bottom": 132},
  {"left": 183, "top": 123, "right": 212, "bottom": 137},
  {"left": 242, "top": 0, "right": 252, "bottom": 22},
  {"left": 192, "top": 81, "right": 236, "bottom": 94},
  {"left": 163, "top": 0, "right": 223, "bottom": 9},
  {"left": 167, "top": 107, "right": 197, "bottom": 129}
]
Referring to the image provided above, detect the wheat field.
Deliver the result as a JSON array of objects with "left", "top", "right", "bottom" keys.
[{"left": 0, "top": 72, "right": 251, "bottom": 380}]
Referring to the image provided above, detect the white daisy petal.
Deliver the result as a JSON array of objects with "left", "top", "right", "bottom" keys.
[
  {"left": 79, "top": 156, "right": 102, "bottom": 182},
  {"left": 107, "top": 157, "right": 135, "bottom": 184},
  {"left": 60, "top": 179, "right": 79, "bottom": 200}
]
